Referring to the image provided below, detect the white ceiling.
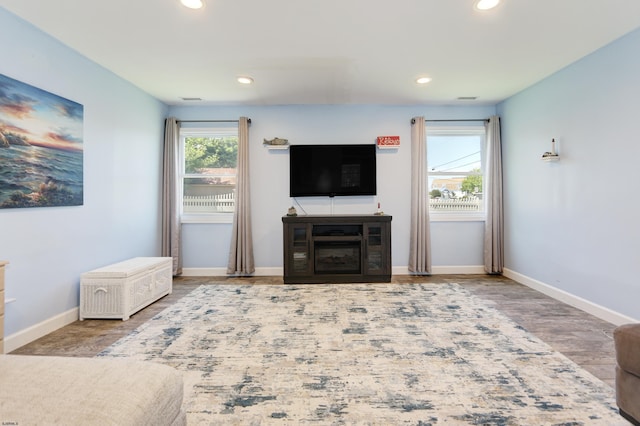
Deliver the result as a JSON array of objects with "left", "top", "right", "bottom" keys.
[{"left": 2, "top": 0, "right": 640, "bottom": 106}]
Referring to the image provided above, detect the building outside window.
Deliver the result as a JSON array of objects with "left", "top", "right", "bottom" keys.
[
  {"left": 180, "top": 127, "right": 238, "bottom": 223},
  {"left": 426, "top": 126, "right": 485, "bottom": 220}
]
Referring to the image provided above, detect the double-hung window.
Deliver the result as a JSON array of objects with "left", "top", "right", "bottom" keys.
[
  {"left": 179, "top": 126, "right": 238, "bottom": 223},
  {"left": 427, "top": 126, "right": 485, "bottom": 221}
]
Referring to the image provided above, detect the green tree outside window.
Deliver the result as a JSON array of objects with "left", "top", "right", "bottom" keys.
[
  {"left": 460, "top": 168, "right": 482, "bottom": 195},
  {"left": 185, "top": 137, "right": 238, "bottom": 173}
]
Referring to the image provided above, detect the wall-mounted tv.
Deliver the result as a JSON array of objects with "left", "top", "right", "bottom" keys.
[{"left": 289, "top": 144, "right": 377, "bottom": 197}]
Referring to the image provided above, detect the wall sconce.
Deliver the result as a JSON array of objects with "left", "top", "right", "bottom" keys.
[{"left": 542, "top": 138, "right": 559, "bottom": 162}]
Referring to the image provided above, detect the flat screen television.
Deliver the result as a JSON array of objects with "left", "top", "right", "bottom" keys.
[{"left": 289, "top": 144, "right": 377, "bottom": 197}]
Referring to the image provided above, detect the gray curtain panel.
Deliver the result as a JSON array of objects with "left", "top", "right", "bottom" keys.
[
  {"left": 484, "top": 115, "right": 504, "bottom": 274},
  {"left": 408, "top": 117, "right": 432, "bottom": 274},
  {"left": 162, "top": 117, "right": 182, "bottom": 276},
  {"left": 227, "top": 117, "right": 255, "bottom": 275}
]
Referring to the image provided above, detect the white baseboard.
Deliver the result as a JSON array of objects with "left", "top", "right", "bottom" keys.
[
  {"left": 391, "top": 265, "right": 486, "bottom": 275},
  {"left": 181, "top": 267, "right": 235, "bottom": 276},
  {"left": 4, "top": 307, "right": 79, "bottom": 354},
  {"left": 181, "top": 267, "right": 284, "bottom": 277},
  {"left": 183, "top": 265, "right": 485, "bottom": 277},
  {"left": 503, "top": 268, "right": 638, "bottom": 326},
  {"left": 430, "top": 265, "right": 486, "bottom": 275}
]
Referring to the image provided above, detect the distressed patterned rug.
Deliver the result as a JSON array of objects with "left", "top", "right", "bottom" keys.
[{"left": 98, "top": 283, "right": 623, "bottom": 425}]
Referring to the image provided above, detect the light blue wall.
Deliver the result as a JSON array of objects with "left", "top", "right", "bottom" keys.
[
  {"left": 169, "top": 105, "right": 496, "bottom": 271},
  {"left": 498, "top": 27, "right": 640, "bottom": 320},
  {"left": 0, "top": 8, "right": 168, "bottom": 336},
  {"left": 8, "top": 4, "right": 637, "bottom": 343}
]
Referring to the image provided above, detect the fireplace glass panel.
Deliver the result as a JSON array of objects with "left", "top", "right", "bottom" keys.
[
  {"left": 314, "top": 241, "right": 361, "bottom": 274},
  {"left": 292, "top": 227, "right": 309, "bottom": 273},
  {"left": 367, "top": 225, "right": 383, "bottom": 272}
]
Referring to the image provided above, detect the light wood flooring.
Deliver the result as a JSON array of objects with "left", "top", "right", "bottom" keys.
[{"left": 9, "top": 274, "right": 618, "bottom": 388}]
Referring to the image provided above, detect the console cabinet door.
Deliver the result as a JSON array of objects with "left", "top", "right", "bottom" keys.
[
  {"left": 363, "top": 222, "right": 390, "bottom": 276},
  {"left": 284, "top": 223, "right": 313, "bottom": 277}
]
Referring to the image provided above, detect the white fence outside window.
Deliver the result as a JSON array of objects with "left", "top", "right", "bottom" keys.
[
  {"left": 429, "top": 197, "right": 481, "bottom": 211},
  {"left": 183, "top": 193, "right": 235, "bottom": 213},
  {"left": 184, "top": 194, "right": 479, "bottom": 213}
]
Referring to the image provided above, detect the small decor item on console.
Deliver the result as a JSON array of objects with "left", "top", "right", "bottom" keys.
[
  {"left": 374, "top": 202, "right": 384, "bottom": 215},
  {"left": 264, "top": 137, "right": 289, "bottom": 146},
  {"left": 287, "top": 206, "right": 297, "bottom": 216}
]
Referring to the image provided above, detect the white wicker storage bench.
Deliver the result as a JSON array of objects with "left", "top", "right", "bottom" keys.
[
  {"left": 0, "top": 354, "right": 186, "bottom": 426},
  {"left": 80, "top": 257, "right": 172, "bottom": 321}
]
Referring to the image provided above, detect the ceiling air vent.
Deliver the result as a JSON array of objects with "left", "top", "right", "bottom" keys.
[
  {"left": 457, "top": 96, "right": 478, "bottom": 100},
  {"left": 181, "top": 97, "right": 203, "bottom": 101}
]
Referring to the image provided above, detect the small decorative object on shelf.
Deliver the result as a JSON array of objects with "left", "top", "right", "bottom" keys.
[
  {"left": 376, "top": 135, "right": 400, "bottom": 149},
  {"left": 287, "top": 206, "right": 297, "bottom": 216},
  {"left": 542, "top": 138, "right": 559, "bottom": 161},
  {"left": 263, "top": 137, "right": 289, "bottom": 149},
  {"left": 374, "top": 202, "right": 384, "bottom": 215}
]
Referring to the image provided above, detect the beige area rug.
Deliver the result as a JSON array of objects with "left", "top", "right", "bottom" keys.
[{"left": 99, "top": 283, "right": 624, "bottom": 425}]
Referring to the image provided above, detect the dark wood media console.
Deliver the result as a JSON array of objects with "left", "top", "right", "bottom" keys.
[{"left": 282, "top": 215, "right": 392, "bottom": 284}]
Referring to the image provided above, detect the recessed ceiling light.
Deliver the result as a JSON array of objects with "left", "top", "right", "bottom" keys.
[
  {"left": 237, "top": 76, "right": 254, "bottom": 85},
  {"left": 416, "top": 77, "right": 432, "bottom": 85},
  {"left": 474, "top": 0, "right": 500, "bottom": 10},
  {"left": 180, "top": 0, "right": 203, "bottom": 9}
]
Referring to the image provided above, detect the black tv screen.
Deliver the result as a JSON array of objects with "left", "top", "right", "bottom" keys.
[{"left": 289, "top": 144, "right": 377, "bottom": 197}]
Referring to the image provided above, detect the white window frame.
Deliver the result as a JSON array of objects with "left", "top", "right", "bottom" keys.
[
  {"left": 179, "top": 127, "right": 237, "bottom": 224},
  {"left": 427, "top": 126, "right": 486, "bottom": 222}
]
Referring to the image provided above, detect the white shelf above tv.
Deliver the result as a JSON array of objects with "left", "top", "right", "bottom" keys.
[{"left": 264, "top": 144, "right": 289, "bottom": 150}]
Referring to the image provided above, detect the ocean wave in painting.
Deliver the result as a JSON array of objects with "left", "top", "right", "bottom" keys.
[
  {"left": 1, "top": 72, "right": 83, "bottom": 209},
  {"left": 0, "top": 144, "right": 83, "bottom": 208}
]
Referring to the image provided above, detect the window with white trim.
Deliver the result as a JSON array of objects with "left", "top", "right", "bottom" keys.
[
  {"left": 179, "top": 127, "right": 238, "bottom": 223},
  {"left": 427, "top": 126, "right": 485, "bottom": 220}
]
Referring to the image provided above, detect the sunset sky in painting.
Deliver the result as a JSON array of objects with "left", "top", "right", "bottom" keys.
[{"left": 0, "top": 73, "right": 83, "bottom": 152}]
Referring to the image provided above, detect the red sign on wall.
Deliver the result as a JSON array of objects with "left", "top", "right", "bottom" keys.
[{"left": 376, "top": 135, "right": 400, "bottom": 148}]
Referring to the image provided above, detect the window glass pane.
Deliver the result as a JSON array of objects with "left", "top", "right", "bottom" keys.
[
  {"left": 182, "top": 133, "right": 238, "bottom": 215},
  {"left": 427, "top": 135, "right": 481, "bottom": 173},
  {"left": 183, "top": 177, "right": 235, "bottom": 213},
  {"left": 427, "top": 129, "right": 484, "bottom": 213},
  {"left": 184, "top": 136, "right": 237, "bottom": 173},
  {"left": 428, "top": 174, "right": 482, "bottom": 211}
]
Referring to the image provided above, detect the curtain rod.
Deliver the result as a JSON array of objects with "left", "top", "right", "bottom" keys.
[
  {"left": 412, "top": 118, "right": 489, "bottom": 124},
  {"left": 177, "top": 119, "right": 251, "bottom": 124}
]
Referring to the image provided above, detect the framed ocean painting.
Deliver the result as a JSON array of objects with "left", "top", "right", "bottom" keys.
[{"left": 0, "top": 73, "right": 83, "bottom": 209}]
